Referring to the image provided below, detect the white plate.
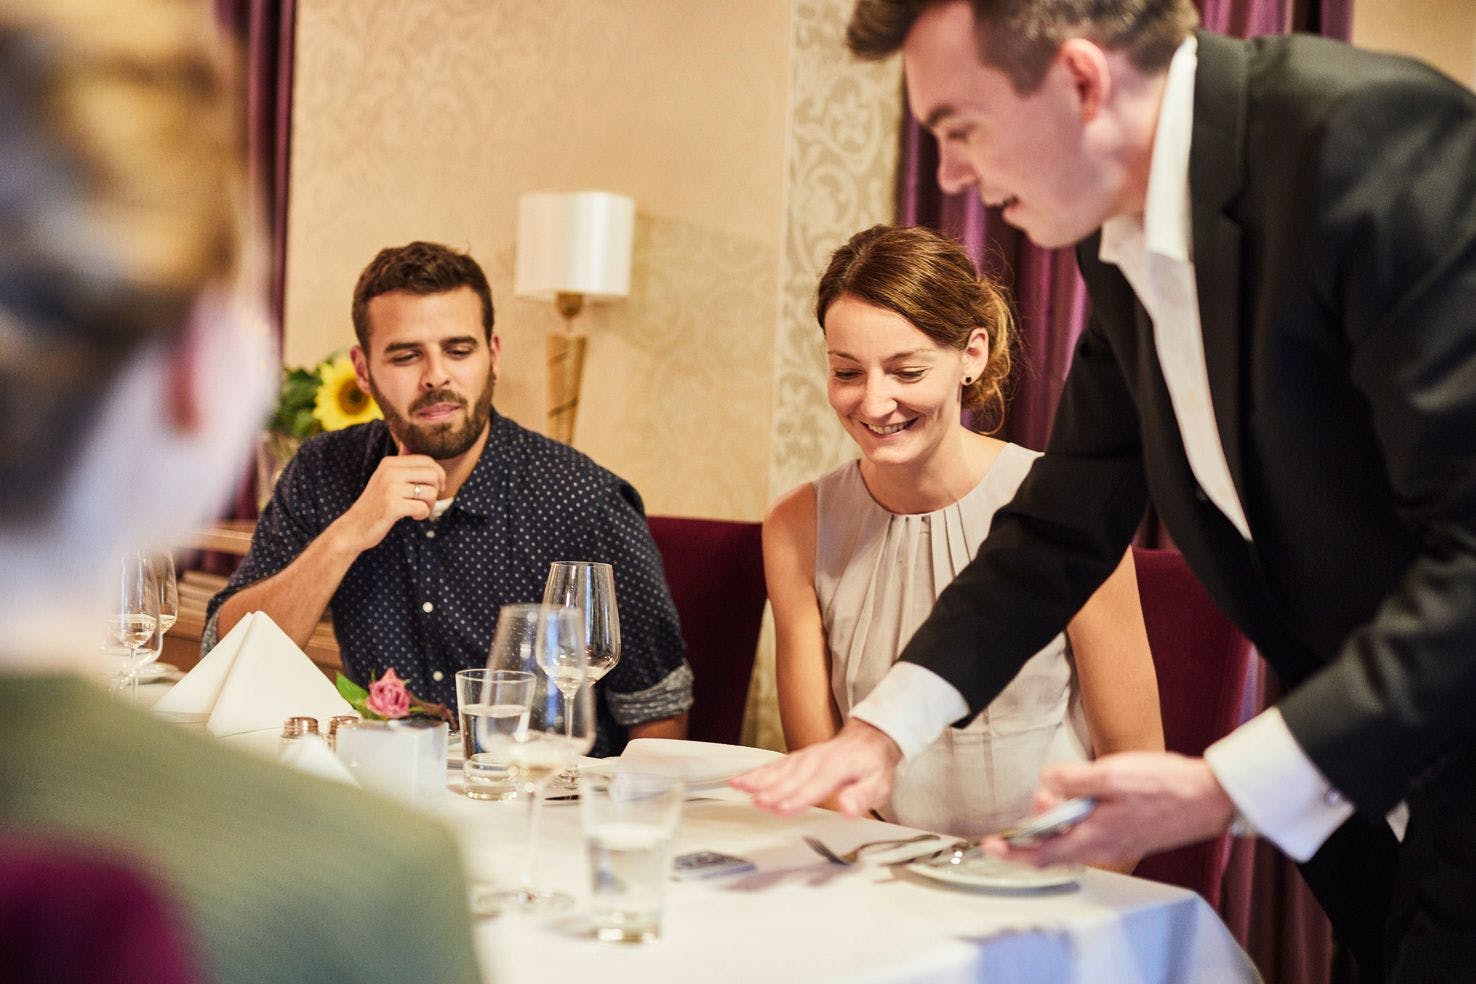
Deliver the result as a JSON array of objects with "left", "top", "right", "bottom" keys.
[
  {"left": 585, "top": 739, "right": 783, "bottom": 789},
  {"left": 906, "top": 856, "right": 1080, "bottom": 892},
  {"left": 577, "top": 757, "right": 733, "bottom": 791}
]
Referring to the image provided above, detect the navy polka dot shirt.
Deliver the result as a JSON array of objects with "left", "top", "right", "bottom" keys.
[{"left": 204, "top": 412, "right": 693, "bottom": 756}]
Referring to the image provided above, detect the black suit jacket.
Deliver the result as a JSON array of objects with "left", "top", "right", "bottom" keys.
[{"left": 900, "top": 30, "right": 1476, "bottom": 823}]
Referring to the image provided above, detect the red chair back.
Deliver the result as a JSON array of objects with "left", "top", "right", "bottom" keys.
[
  {"left": 646, "top": 515, "right": 765, "bottom": 744},
  {"left": 1131, "top": 546, "right": 1254, "bottom": 909},
  {"left": 0, "top": 836, "right": 201, "bottom": 984}
]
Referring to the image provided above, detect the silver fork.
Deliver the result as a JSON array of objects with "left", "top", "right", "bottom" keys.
[{"left": 802, "top": 832, "right": 941, "bottom": 865}]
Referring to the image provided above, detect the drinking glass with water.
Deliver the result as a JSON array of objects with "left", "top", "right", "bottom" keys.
[
  {"left": 455, "top": 668, "right": 535, "bottom": 800},
  {"left": 580, "top": 770, "right": 685, "bottom": 943}
]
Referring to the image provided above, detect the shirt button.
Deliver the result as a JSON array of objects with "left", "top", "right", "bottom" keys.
[
  {"left": 425, "top": 528, "right": 436, "bottom": 539},
  {"left": 422, "top": 601, "right": 434, "bottom": 613},
  {"left": 431, "top": 670, "right": 444, "bottom": 683}
]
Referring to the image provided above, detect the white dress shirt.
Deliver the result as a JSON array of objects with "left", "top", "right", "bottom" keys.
[{"left": 852, "top": 36, "right": 1390, "bottom": 863}]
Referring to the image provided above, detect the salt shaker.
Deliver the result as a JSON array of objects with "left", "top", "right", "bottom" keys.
[
  {"left": 280, "top": 716, "right": 320, "bottom": 746},
  {"left": 326, "top": 714, "right": 360, "bottom": 752}
]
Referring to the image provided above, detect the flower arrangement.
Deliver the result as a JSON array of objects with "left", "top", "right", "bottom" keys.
[
  {"left": 268, "top": 352, "right": 382, "bottom": 443},
  {"left": 335, "top": 667, "right": 453, "bottom": 724},
  {"left": 258, "top": 353, "right": 383, "bottom": 509}
]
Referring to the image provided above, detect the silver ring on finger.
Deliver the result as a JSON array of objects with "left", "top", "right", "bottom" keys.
[{"left": 411, "top": 483, "right": 423, "bottom": 501}]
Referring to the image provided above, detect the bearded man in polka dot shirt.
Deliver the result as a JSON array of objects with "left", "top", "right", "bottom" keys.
[{"left": 205, "top": 241, "right": 693, "bottom": 755}]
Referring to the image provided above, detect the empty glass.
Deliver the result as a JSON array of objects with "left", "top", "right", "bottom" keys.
[{"left": 543, "top": 561, "right": 619, "bottom": 786}]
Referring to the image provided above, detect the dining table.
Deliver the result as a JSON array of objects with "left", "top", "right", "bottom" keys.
[
  {"left": 428, "top": 739, "right": 1261, "bottom": 984},
  {"left": 133, "top": 666, "right": 1258, "bottom": 984}
]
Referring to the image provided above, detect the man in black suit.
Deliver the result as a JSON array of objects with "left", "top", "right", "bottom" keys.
[{"left": 734, "top": 1, "right": 1476, "bottom": 977}]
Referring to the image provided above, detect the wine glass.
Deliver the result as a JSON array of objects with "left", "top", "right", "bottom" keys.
[
  {"left": 476, "top": 603, "right": 594, "bottom": 914},
  {"left": 543, "top": 561, "right": 619, "bottom": 785},
  {"left": 544, "top": 561, "right": 620, "bottom": 680},
  {"left": 105, "top": 553, "right": 162, "bottom": 703},
  {"left": 153, "top": 552, "right": 179, "bottom": 638},
  {"left": 147, "top": 552, "right": 179, "bottom": 681}
]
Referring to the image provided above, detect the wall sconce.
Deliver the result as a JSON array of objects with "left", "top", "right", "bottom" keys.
[{"left": 514, "top": 190, "right": 635, "bottom": 444}]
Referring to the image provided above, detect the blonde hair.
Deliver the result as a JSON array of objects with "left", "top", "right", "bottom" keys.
[
  {"left": 0, "top": 0, "right": 243, "bottom": 515},
  {"left": 816, "top": 224, "right": 1015, "bottom": 433}
]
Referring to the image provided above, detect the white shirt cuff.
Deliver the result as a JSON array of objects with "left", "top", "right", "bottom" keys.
[
  {"left": 1203, "top": 707, "right": 1352, "bottom": 862},
  {"left": 849, "top": 663, "right": 968, "bottom": 762}
]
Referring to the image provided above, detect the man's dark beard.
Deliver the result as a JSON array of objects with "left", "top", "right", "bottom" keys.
[{"left": 373, "top": 376, "right": 494, "bottom": 460}]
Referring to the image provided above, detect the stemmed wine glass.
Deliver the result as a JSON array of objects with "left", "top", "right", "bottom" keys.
[
  {"left": 105, "top": 552, "right": 162, "bottom": 703},
  {"left": 542, "top": 561, "right": 619, "bottom": 786},
  {"left": 153, "top": 552, "right": 179, "bottom": 640},
  {"left": 477, "top": 603, "right": 595, "bottom": 914},
  {"left": 145, "top": 552, "right": 179, "bottom": 681}
]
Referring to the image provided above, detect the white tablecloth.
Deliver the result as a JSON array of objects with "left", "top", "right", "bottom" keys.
[
  {"left": 428, "top": 749, "right": 1260, "bottom": 984},
  {"left": 139, "top": 677, "right": 1257, "bottom": 984}
]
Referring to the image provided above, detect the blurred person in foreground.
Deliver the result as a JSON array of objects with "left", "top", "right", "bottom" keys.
[
  {"left": 765, "top": 224, "right": 1160, "bottom": 862},
  {"left": 0, "top": 3, "right": 481, "bottom": 981},
  {"left": 733, "top": 0, "right": 1476, "bottom": 977},
  {"left": 205, "top": 240, "right": 692, "bottom": 757}
]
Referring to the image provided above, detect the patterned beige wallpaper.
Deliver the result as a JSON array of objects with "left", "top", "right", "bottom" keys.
[
  {"left": 288, "top": 0, "right": 898, "bottom": 524},
  {"left": 287, "top": 0, "right": 792, "bottom": 521},
  {"left": 769, "top": 0, "right": 902, "bottom": 503}
]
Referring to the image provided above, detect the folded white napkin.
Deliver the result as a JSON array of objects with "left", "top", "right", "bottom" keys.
[
  {"left": 614, "top": 738, "right": 784, "bottom": 786},
  {"left": 153, "top": 611, "right": 351, "bottom": 736}
]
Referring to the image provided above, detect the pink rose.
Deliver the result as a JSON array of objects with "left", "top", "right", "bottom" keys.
[{"left": 365, "top": 667, "right": 411, "bottom": 719}]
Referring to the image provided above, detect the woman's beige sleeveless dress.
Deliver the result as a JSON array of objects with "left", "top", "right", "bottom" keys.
[{"left": 814, "top": 446, "right": 1092, "bottom": 838}]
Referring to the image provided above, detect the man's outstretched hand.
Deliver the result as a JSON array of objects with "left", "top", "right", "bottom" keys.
[
  {"left": 980, "top": 752, "right": 1237, "bottom": 868},
  {"left": 730, "top": 718, "right": 903, "bottom": 817}
]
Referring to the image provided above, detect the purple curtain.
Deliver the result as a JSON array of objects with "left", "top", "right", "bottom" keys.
[
  {"left": 217, "top": 0, "right": 296, "bottom": 525},
  {"left": 896, "top": 2, "right": 1350, "bottom": 983},
  {"left": 218, "top": 0, "right": 296, "bottom": 342},
  {"left": 187, "top": 0, "right": 297, "bottom": 577}
]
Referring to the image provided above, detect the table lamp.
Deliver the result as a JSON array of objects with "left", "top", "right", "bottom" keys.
[{"left": 514, "top": 190, "right": 635, "bottom": 444}]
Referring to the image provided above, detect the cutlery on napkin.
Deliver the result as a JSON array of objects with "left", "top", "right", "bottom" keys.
[{"left": 152, "top": 611, "right": 352, "bottom": 737}]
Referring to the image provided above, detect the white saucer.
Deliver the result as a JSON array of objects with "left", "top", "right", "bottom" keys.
[{"left": 906, "top": 856, "right": 1080, "bottom": 892}]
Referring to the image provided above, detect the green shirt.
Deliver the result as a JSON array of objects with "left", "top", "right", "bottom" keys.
[{"left": 0, "top": 674, "right": 482, "bottom": 984}]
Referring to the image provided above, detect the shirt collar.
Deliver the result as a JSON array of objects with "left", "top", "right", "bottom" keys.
[{"left": 1099, "top": 35, "right": 1198, "bottom": 266}]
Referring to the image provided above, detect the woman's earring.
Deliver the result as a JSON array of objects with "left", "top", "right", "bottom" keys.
[{"left": 962, "top": 376, "right": 973, "bottom": 385}]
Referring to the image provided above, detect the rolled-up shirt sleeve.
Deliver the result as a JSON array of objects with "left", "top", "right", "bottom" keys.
[{"left": 573, "top": 482, "right": 693, "bottom": 725}]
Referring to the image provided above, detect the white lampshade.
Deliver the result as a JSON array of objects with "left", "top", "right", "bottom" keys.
[{"left": 514, "top": 190, "right": 635, "bottom": 301}]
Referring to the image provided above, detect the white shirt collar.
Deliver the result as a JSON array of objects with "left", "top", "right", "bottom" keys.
[{"left": 1099, "top": 35, "right": 1199, "bottom": 266}]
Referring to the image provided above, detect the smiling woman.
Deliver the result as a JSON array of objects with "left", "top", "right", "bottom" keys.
[{"left": 761, "top": 224, "right": 1162, "bottom": 847}]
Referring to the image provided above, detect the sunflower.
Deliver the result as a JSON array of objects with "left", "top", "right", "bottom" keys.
[{"left": 312, "top": 356, "right": 382, "bottom": 431}]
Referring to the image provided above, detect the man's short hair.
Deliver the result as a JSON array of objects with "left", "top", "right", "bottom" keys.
[
  {"left": 848, "top": 0, "right": 1200, "bottom": 93},
  {"left": 0, "top": 1, "right": 241, "bottom": 519},
  {"left": 350, "top": 241, "right": 495, "bottom": 349}
]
